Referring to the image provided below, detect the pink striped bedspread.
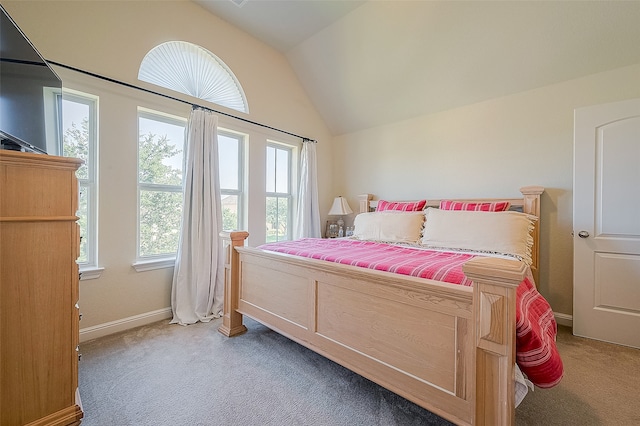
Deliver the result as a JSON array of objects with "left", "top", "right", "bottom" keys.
[{"left": 257, "top": 238, "right": 564, "bottom": 388}]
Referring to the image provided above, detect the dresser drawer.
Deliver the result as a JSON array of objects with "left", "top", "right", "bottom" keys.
[{"left": 0, "top": 152, "right": 81, "bottom": 219}]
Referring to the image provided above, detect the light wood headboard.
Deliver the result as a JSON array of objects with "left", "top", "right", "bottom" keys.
[{"left": 356, "top": 186, "right": 544, "bottom": 283}]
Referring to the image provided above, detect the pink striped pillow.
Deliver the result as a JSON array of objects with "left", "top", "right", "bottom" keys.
[
  {"left": 377, "top": 199, "right": 427, "bottom": 212},
  {"left": 439, "top": 200, "right": 510, "bottom": 212}
]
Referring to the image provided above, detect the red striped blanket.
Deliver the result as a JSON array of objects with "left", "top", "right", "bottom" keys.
[{"left": 257, "top": 238, "right": 563, "bottom": 388}]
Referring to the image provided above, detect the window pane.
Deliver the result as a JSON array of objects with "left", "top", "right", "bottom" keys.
[
  {"left": 77, "top": 184, "right": 88, "bottom": 263},
  {"left": 219, "top": 134, "right": 239, "bottom": 190},
  {"left": 275, "top": 148, "right": 289, "bottom": 193},
  {"left": 266, "top": 196, "right": 288, "bottom": 242},
  {"left": 62, "top": 93, "right": 96, "bottom": 268},
  {"left": 139, "top": 189, "right": 183, "bottom": 256},
  {"left": 138, "top": 116, "right": 184, "bottom": 185},
  {"left": 138, "top": 41, "right": 248, "bottom": 113},
  {"left": 266, "top": 146, "right": 276, "bottom": 193},
  {"left": 62, "top": 99, "right": 89, "bottom": 180},
  {"left": 221, "top": 194, "right": 239, "bottom": 231},
  {"left": 278, "top": 198, "right": 289, "bottom": 241}
]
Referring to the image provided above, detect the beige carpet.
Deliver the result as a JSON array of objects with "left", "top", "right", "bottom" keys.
[
  {"left": 78, "top": 319, "right": 640, "bottom": 425},
  {"left": 516, "top": 325, "right": 640, "bottom": 425}
]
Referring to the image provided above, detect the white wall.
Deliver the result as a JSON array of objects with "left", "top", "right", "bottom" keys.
[
  {"left": 333, "top": 63, "right": 640, "bottom": 318},
  {"left": 3, "top": 1, "right": 334, "bottom": 340}
]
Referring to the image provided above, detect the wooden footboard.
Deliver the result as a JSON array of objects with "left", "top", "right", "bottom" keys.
[{"left": 218, "top": 232, "right": 524, "bottom": 426}]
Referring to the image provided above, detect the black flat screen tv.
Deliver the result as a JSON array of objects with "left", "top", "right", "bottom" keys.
[{"left": 0, "top": 4, "right": 62, "bottom": 155}]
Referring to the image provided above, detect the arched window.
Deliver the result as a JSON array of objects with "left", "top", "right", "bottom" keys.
[{"left": 138, "top": 41, "right": 248, "bottom": 113}]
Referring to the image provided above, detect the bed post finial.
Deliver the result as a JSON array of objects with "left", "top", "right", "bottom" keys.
[
  {"left": 218, "top": 231, "right": 249, "bottom": 337},
  {"left": 519, "top": 186, "right": 543, "bottom": 217},
  {"left": 519, "top": 186, "right": 544, "bottom": 284},
  {"left": 357, "top": 194, "right": 374, "bottom": 213}
]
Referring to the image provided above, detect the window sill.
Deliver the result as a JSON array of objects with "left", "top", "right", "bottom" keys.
[
  {"left": 79, "top": 266, "right": 105, "bottom": 281},
  {"left": 132, "top": 257, "right": 176, "bottom": 272}
]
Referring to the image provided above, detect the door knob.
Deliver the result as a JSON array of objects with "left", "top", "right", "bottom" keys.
[{"left": 578, "top": 230, "right": 590, "bottom": 238}]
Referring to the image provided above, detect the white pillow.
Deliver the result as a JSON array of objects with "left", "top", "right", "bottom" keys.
[
  {"left": 420, "top": 207, "right": 536, "bottom": 264},
  {"left": 353, "top": 211, "right": 425, "bottom": 244}
]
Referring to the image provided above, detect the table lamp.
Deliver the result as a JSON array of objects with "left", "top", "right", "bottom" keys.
[{"left": 328, "top": 196, "right": 353, "bottom": 237}]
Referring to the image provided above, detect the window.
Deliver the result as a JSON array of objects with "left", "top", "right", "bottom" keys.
[
  {"left": 137, "top": 110, "right": 186, "bottom": 259},
  {"left": 138, "top": 41, "right": 248, "bottom": 113},
  {"left": 61, "top": 91, "right": 99, "bottom": 274},
  {"left": 265, "top": 143, "right": 292, "bottom": 242},
  {"left": 219, "top": 130, "right": 244, "bottom": 231}
]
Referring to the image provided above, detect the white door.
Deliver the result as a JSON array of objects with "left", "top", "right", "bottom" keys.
[{"left": 574, "top": 98, "right": 640, "bottom": 349}]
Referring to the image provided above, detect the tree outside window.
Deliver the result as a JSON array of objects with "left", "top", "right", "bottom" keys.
[
  {"left": 138, "top": 112, "right": 185, "bottom": 258},
  {"left": 62, "top": 93, "right": 97, "bottom": 266},
  {"left": 265, "top": 144, "right": 292, "bottom": 242},
  {"left": 219, "top": 131, "right": 244, "bottom": 231}
]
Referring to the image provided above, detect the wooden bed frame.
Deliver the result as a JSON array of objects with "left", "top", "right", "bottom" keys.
[{"left": 218, "top": 186, "right": 544, "bottom": 426}]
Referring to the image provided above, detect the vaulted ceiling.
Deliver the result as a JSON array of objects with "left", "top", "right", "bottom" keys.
[{"left": 195, "top": 1, "right": 640, "bottom": 136}]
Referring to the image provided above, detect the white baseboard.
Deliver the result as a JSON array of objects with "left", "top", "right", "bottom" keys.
[
  {"left": 554, "top": 312, "right": 573, "bottom": 328},
  {"left": 79, "top": 307, "right": 172, "bottom": 343}
]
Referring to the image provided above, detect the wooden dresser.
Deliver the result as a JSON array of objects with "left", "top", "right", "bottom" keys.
[{"left": 0, "top": 151, "right": 84, "bottom": 426}]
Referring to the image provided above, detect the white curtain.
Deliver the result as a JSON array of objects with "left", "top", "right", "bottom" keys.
[
  {"left": 294, "top": 140, "right": 321, "bottom": 239},
  {"left": 171, "top": 108, "right": 224, "bottom": 325}
]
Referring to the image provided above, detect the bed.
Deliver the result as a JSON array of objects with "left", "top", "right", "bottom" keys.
[{"left": 217, "top": 186, "right": 562, "bottom": 425}]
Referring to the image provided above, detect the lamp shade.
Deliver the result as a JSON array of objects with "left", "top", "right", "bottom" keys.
[{"left": 328, "top": 196, "right": 353, "bottom": 216}]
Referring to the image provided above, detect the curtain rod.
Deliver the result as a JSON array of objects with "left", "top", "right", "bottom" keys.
[{"left": 48, "top": 60, "right": 317, "bottom": 143}]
